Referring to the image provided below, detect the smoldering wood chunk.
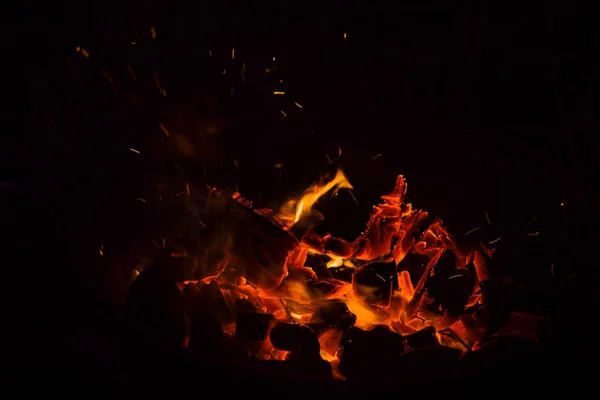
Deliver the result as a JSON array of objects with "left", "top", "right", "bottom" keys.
[
  {"left": 328, "top": 266, "right": 354, "bottom": 282},
  {"left": 352, "top": 261, "right": 397, "bottom": 307},
  {"left": 310, "top": 300, "right": 357, "bottom": 331},
  {"left": 270, "top": 322, "right": 321, "bottom": 361},
  {"left": 305, "top": 278, "right": 348, "bottom": 299},
  {"left": 398, "top": 251, "right": 431, "bottom": 282},
  {"left": 188, "top": 313, "right": 223, "bottom": 357},
  {"left": 234, "top": 298, "right": 257, "bottom": 315},
  {"left": 396, "top": 345, "right": 461, "bottom": 375},
  {"left": 402, "top": 326, "right": 439, "bottom": 349},
  {"left": 461, "top": 336, "right": 541, "bottom": 375},
  {"left": 235, "top": 313, "right": 276, "bottom": 342},
  {"left": 185, "top": 280, "right": 232, "bottom": 326},
  {"left": 429, "top": 272, "right": 474, "bottom": 317},
  {"left": 125, "top": 262, "right": 186, "bottom": 348},
  {"left": 338, "top": 325, "right": 404, "bottom": 380}
]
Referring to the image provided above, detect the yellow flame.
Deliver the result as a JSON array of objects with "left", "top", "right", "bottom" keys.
[
  {"left": 285, "top": 168, "right": 353, "bottom": 224},
  {"left": 326, "top": 257, "right": 343, "bottom": 268}
]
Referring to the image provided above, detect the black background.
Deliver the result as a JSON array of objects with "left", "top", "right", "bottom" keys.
[{"left": 8, "top": 0, "right": 600, "bottom": 394}]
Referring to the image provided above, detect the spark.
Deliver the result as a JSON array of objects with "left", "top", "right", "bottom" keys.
[
  {"left": 485, "top": 212, "right": 491, "bottom": 225},
  {"left": 150, "top": 26, "right": 157, "bottom": 39},
  {"left": 274, "top": 91, "right": 285, "bottom": 95},
  {"left": 525, "top": 216, "right": 538, "bottom": 227},
  {"left": 159, "top": 123, "right": 170, "bottom": 137},
  {"left": 127, "top": 64, "right": 137, "bottom": 81},
  {"left": 372, "top": 154, "right": 382, "bottom": 159},
  {"left": 208, "top": 49, "right": 212, "bottom": 57},
  {"left": 80, "top": 48, "right": 90, "bottom": 58},
  {"left": 176, "top": 192, "right": 185, "bottom": 196},
  {"left": 198, "top": 220, "right": 206, "bottom": 228},
  {"left": 231, "top": 48, "right": 235, "bottom": 59},
  {"left": 551, "top": 264, "right": 555, "bottom": 277},
  {"left": 348, "top": 190, "right": 359, "bottom": 204},
  {"left": 343, "top": 33, "right": 347, "bottom": 39},
  {"left": 223, "top": 69, "right": 227, "bottom": 75},
  {"left": 129, "top": 148, "right": 140, "bottom": 154},
  {"left": 295, "top": 102, "right": 303, "bottom": 109},
  {"left": 233, "top": 160, "right": 239, "bottom": 169},
  {"left": 325, "top": 154, "right": 332, "bottom": 164},
  {"left": 376, "top": 274, "right": 386, "bottom": 282},
  {"left": 162, "top": 89, "right": 167, "bottom": 97},
  {"left": 273, "top": 56, "right": 276, "bottom": 61},
  {"left": 448, "top": 275, "right": 462, "bottom": 280},
  {"left": 526, "top": 232, "right": 539, "bottom": 236},
  {"left": 465, "top": 226, "right": 484, "bottom": 235},
  {"left": 489, "top": 237, "right": 502, "bottom": 244},
  {"left": 131, "top": 41, "right": 136, "bottom": 45},
  {"left": 153, "top": 73, "right": 163, "bottom": 93},
  {"left": 100, "top": 244, "right": 104, "bottom": 250},
  {"left": 99, "top": 250, "right": 104, "bottom": 256},
  {"left": 162, "top": 238, "right": 166, "bottom": 248},
  {"left": 235, "top": 184, "right": 239, "bottom": 192},
  {"left": 173, "top": 163, "right": 184, "bottom": 172},
  {"left": 337, "top": 145, "right": 342, "bottom": 157},
  {"left": 560, "top": 202, "right": 564, "bottom": 206},
  {"left": 152, "top": 240, "right": 160, "bottom": 249},
  {"left": 186, "top": 183, "right": 190, "bottom": 196},
  {"left": 279, "top": 79, "right": 283, "bottom": 83},
  {"left": 75, "top": 46, "right": 81, "bottom": 52},
  {"left": 273, "top": 163, "right": 283, "bottom": 169},
  {"left": 280, "top": 110, "right": 287, "bottom": 117},
  {"left": 100, "top": 68, "right": 113, "bottom": 84},
  {"left": 66, "top": 56, "right": 72, "bottom": 64},
  {"left": 136, "top": 197, "right": 146, "bottom": 202}
]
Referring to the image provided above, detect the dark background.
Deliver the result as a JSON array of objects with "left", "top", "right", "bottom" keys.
[{"left": 8, "top": 0, "right": 600, "bottom": 393}]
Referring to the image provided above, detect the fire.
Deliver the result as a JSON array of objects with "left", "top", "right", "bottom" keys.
[{"left": 277, "top": 168, "right": 353, "bottom": 226}]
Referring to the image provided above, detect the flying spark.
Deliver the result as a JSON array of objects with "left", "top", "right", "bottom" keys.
[
  {"left": 295, "top": 102, "right": 303, "bottom": 109},
  {"left": 372, "top": 154, "right": 382, "bottom": 159},
  {"left": 526, "top": 232, "right": 540, "bottom": 236},
  {"left": 349, "top": 190, "right": 359, "bottom": 204},
  {"left": 231, "top": 48, "right": 235, "bottom": 59},
  {"left": 489, "top": 237, "right": 502, "bottom": 244},
  {"left": 159, "top": 123, "right": 170, "bottom": 137},
  {"left": 153, "top": 73, "right": 163, "bottom": 93},
  {"left": 344, "top": 33, "right": 347, "bottom": 39},
  {"left": 273, "top": 56, "right": 276, "bottom": 61},
  {"left": 465, "top": 226, "right": 484, "bottom": 235},
  {"left": 136, "top": 198, "right": 146, "bottom": 202},
  {"left": 150, "top": 26, "right": 157, "bottom": 39},
  {"left": 208, "top": 50, "right": 212, "bottom": 56},
  {"left": 100, "top": 68, "right": 113, "bottom": 84},
  {"left": 131, "top": 41, "right": 136, "bottom": 45},
  {"left": 80, "top": 48, "right": 90, "bottom": 58},
  {"left": 274, "top": 91, "right": 285, "bottom": 95},
  {"left": 485, "top": 212, "right": 491, "bottom": 225},
  {"left": 127, "top": 64, "right": 137, "bottom": 81},
  {"left": 129, "top": 148, "right": 140, "bottom": 154},
  {"left": 280, "top": 110, "right": 287, "bottom": 117}
]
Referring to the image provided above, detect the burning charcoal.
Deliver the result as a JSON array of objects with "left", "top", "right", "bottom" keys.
[
  {"left": 235, "top": 312, "right": 276, "bottom": 341},
  {"left": 428, "top": 272, "right": 474, "bottom": 317},
  {"left": 270, "top": 322, "right": 321, "bottom": 361},
  {"left": 328, "top": 266, "right": 354, "bottom": 282},
  {"left": 396, "top": 345, "right": 462, "bottom": 375},
  {"left": 352, "top": 260, "right": 397, "bottom": 307},
  {"left": 305, "top": 277, "right": 350, "bottom": 299},
  {"left": 402, "top": 326, "right": 439, "bottom": 349},
  {"left": 310, "top": 300, "right": 357, "bottom": 331},
  {"left": 186, "top": 280, "right": 233, "bottom": 326},
  {"left": 234, "top": 298, "right": 257, "bottom": 315},
  {"left": 125, "top": 262, "right": 186, "bottom": 348},
  {"left": 188, "top": 313, "right": 223, "bottom": 357},
  {"left": 398, "top": 251, "right": 431, "bottom": 282},
  {"left": 338, "top": 325, "right": 404, "bottom": 380}
]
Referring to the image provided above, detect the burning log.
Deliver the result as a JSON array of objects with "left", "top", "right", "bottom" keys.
[
  {"left": 352, "top": 260, "right": 397, "bottom": 308},
  {"left": 338, "top": 325, "right": 404, "bottom": 380},
  {"left": 402, "top": 326, "right": 439, "bottom": 349},
  {"left": 235, "top": 312, "right": 276, "bottom": 342},
  {"left": 310, "top": 300, "right": 357, "bottom": 331},
  {"left": 185, "top": 280, "right": 233, "bottom": 326},
  {"left": 269, "top": 322, "right": 321, "bottom": 361},
  {"left": 125, "top": 261, "right": 187, "bottom": 349}
]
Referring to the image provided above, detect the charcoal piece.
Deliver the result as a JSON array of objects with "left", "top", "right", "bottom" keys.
[
  {"left": 310, "top": 300, "right": 357, "bottom": 331},
  {"left": 235, "top": 313, "right": 276, "bottom": 341},
  {"left": 125, "top": 261, "right": 186, "bottom": 348},
  {"left": 352, "top": 261, "right": 397, "bottom": 307},
  {"left": 429, "top": 273, "right": 474, "bottom": 317},
  {"left": 188, "top": 313, "right": 223, "bottom": 357},
  {"left": 269, "top": 322, "right": 320, "bottom": 361},
  {"left": 328, "top": 266, "right": 354, "bottom": 282},
  {"left": 186, "top": 280, "right": 232, "bottom": 326},
  {"left": 396, "top": 345, "right": 461, "bottom": 375},
  {"left": 235, "top": 298, "right": 257, "bottom": 315},
  {"left": 250, "top": 358, "right": 332, "bottom": 380},
  {"left": 305, "top": 322, "right": 331, "bottom": 337},
  {"left": 338, "top": 325, "right": 404, "bottom": 380},
  {"left": 305, "top": 278, "right": 348, "bottom": 299},
  {"left": 403, "top": 326, "right": 439, "bottom": 349},
  {"left": 398, "top": 251, "right": 431, "bottom": 282}
]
